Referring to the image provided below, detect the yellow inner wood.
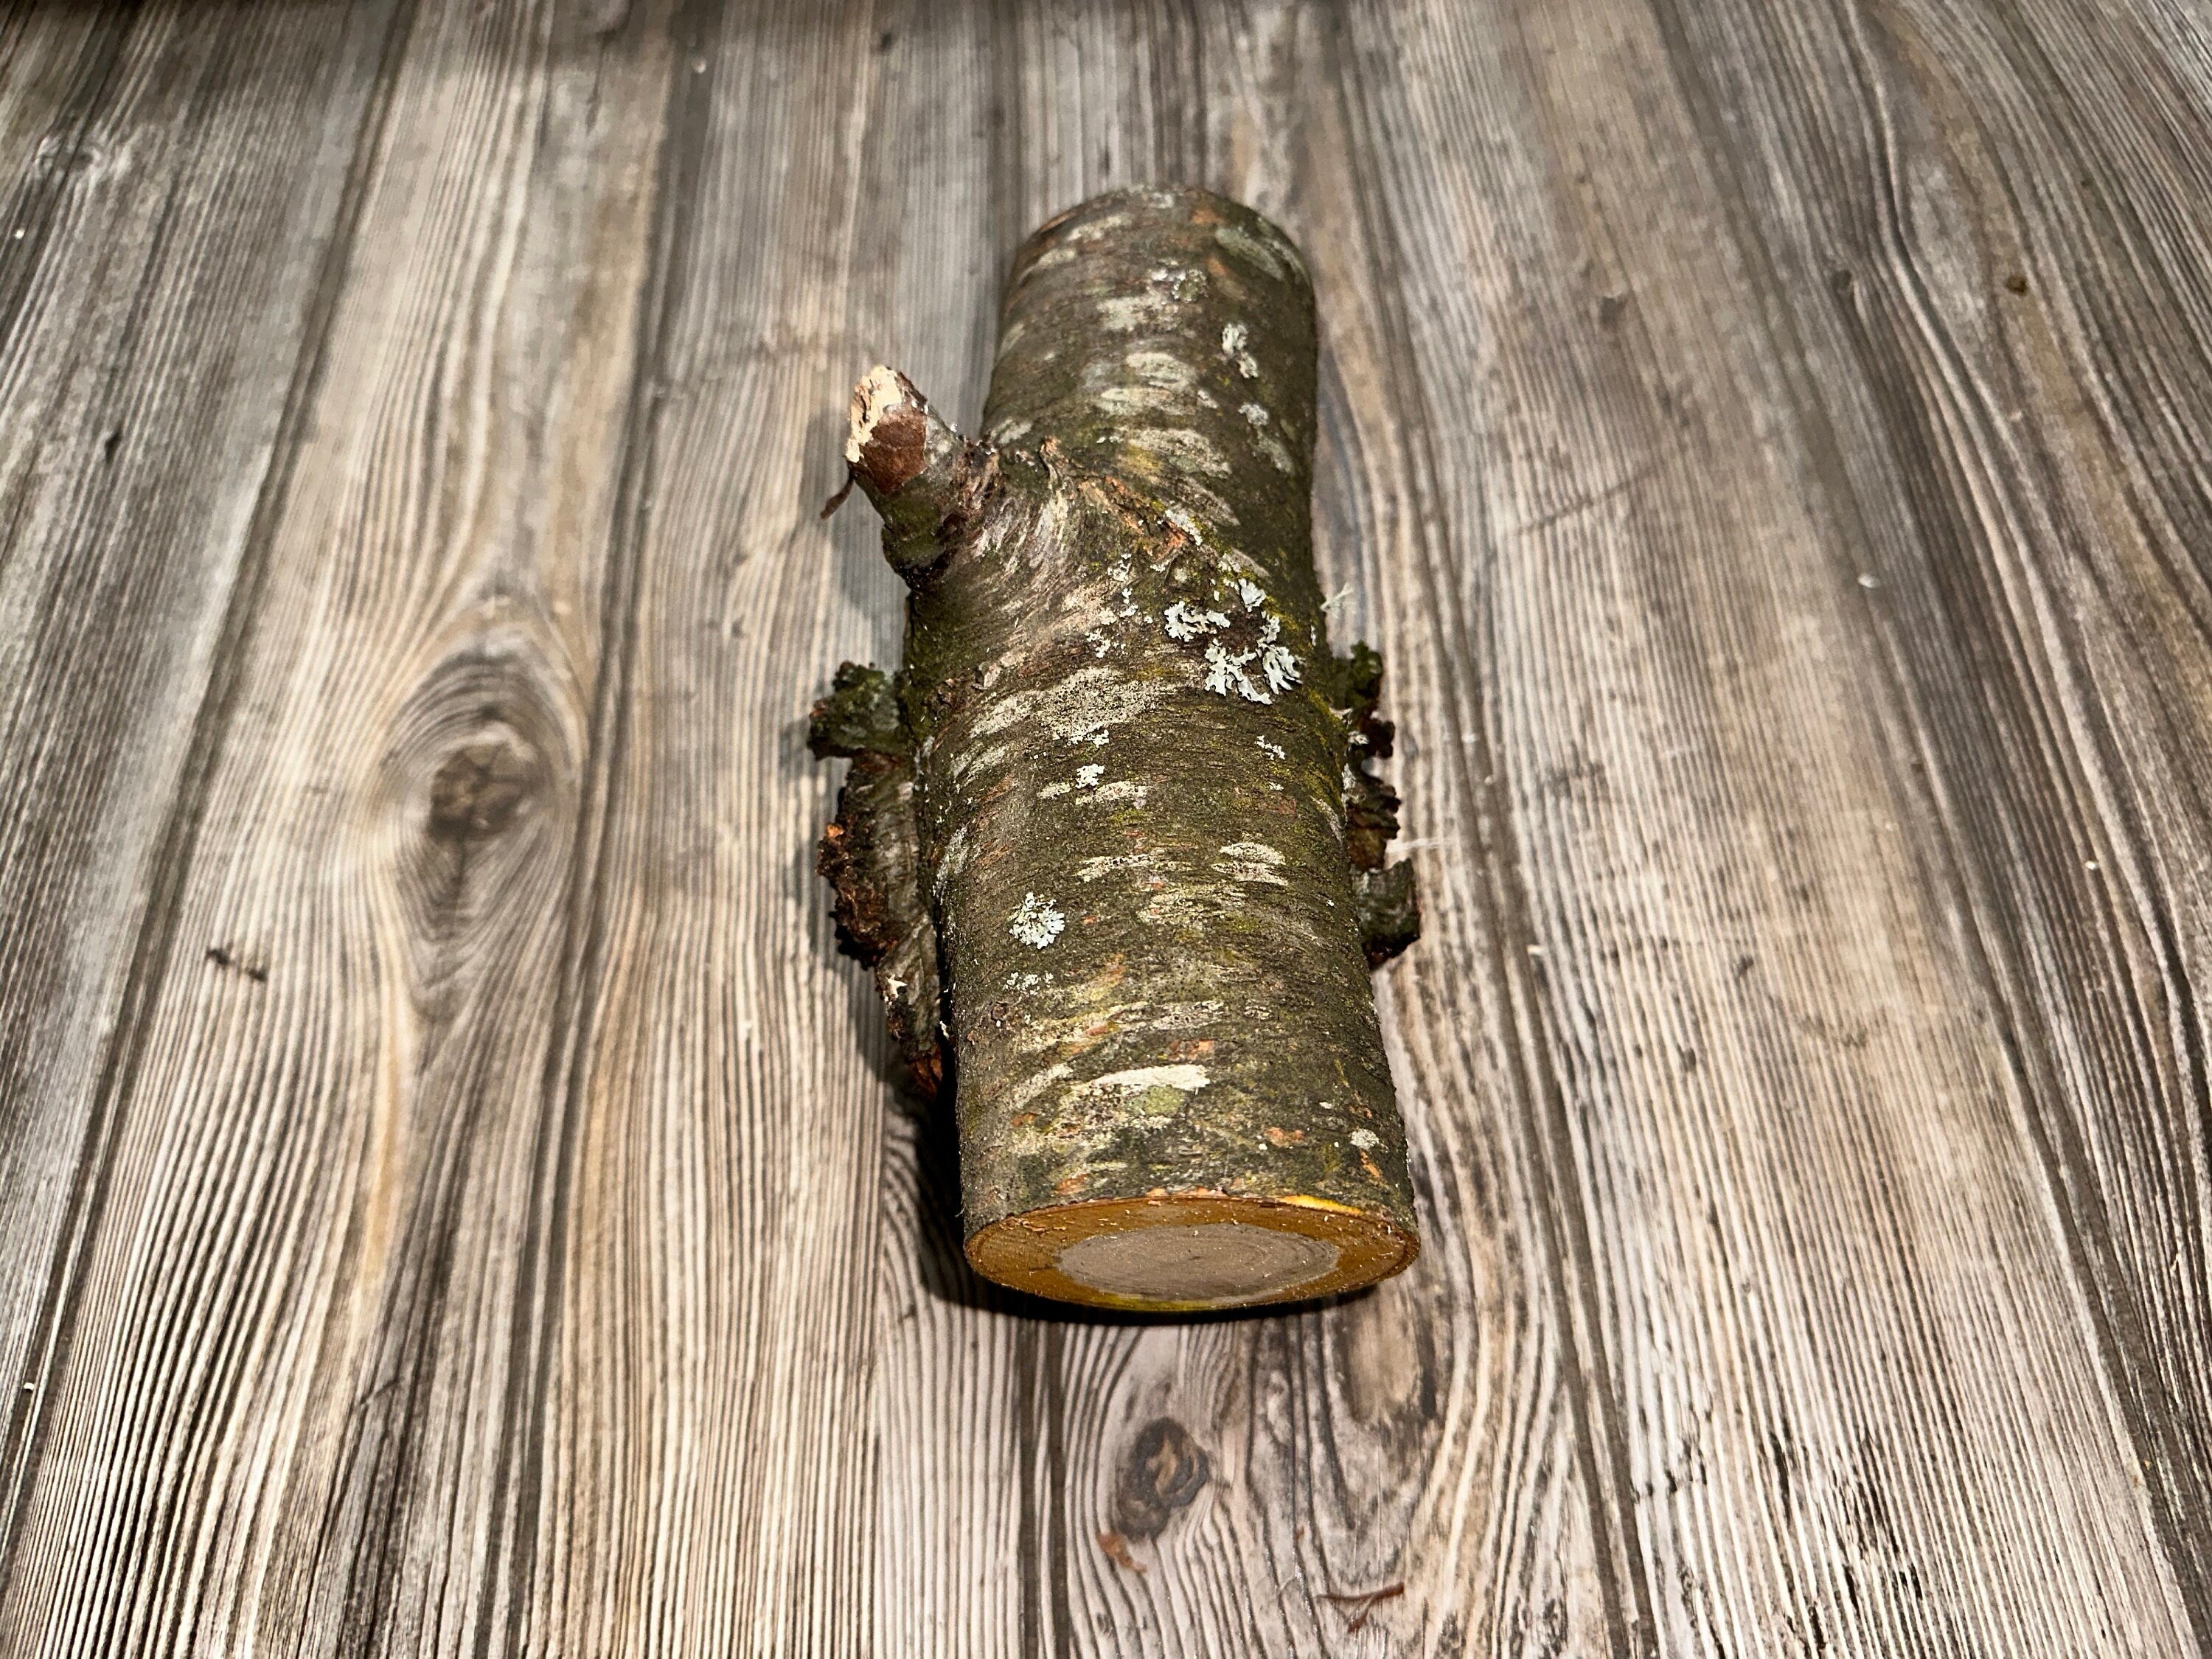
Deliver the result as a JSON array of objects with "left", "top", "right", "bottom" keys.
[{"left": 965, "top": 1194, "right": 1419, "bottom": 1312}]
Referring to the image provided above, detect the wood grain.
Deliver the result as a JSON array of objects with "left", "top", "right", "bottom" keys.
[
  {"left": 1641, "top": 0, "right": 2212, "bottom": 1615},
  {"left": 508, "top": 7, "right": 892, "bottom": 1652},
  {"left": 1341, "top": 0, "right": 2205, "bottom": 1650},
  {"left": 0, "top": 0, "right": 672, "bottom": 1649},
  {"left": 0, "top": 0, "right": 2205, "bottom": 1653},
  {"left": 0, "top": 0, "right": 407, "bottom": 1544}
]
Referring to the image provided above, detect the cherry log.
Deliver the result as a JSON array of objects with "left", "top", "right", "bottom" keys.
[{"left": 812, "top": 185, "right": 1421, "bottom": 1312}]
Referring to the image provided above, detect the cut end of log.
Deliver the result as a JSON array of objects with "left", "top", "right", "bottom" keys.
[{"left": 966, "top": 1193, "right": 1418, "bottom": 1312}]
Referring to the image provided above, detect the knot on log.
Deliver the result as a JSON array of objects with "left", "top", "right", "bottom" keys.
[{"left": 807, "top": 661, "right": 908, "bottom": 759}]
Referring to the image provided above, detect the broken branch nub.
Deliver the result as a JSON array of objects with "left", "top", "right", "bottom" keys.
[{"left": 844, "top": 365, "right": 974, "bottom": 578}]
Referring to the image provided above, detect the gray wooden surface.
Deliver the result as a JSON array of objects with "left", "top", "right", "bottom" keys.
[{"left": 1, "top": 0, "right": 2208, "bottom": 1653}]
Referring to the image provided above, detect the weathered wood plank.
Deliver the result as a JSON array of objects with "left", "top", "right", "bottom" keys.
[
  {"left": 503, "top": 7, "right": 890, "bottom": 1652},
  {"left": 1641, "top": 0, "right": 2212, "bottom": 1617},
  {"left": 855, "top": 7, "right": 1032, "bottom": 1654},
  {"left": 1341, "top": 0, "right": 2203, "bottom": 1651},
  {"left": 0, "top": 1, "right": 675, "bottom": 1651},
  {"left": 0, "top": 0, "right": 406, "bottom": 1526},
  {"left": 1, "top": 0, "right": 2208, "bottom": 1652}
]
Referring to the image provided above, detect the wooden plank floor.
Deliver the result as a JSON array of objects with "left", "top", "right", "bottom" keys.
[{"left": 1, "top": 1, "right": 2207, "bottom": 1653}]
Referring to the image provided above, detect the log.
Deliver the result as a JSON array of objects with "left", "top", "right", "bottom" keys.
[{"left": 813, "top": 185, "right": 1422, "bottom": 1311}]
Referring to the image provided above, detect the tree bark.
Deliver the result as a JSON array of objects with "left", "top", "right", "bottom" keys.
[{"left": 813, "top": 185, "right": 1422, "bottom": 1311}]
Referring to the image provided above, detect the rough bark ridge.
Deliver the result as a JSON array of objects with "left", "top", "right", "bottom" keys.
[{"left": 813, "top": 186, "right": 1421, "bottom": 1310}]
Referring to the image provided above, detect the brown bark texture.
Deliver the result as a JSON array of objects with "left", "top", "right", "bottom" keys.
[{"left": 812, "top": 186, "right": 1422, "bottom": 1310}]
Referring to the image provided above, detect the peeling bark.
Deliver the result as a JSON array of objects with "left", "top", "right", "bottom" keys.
[{"left": 813, "top": 186, "right": 1422, "bottom": 1310}]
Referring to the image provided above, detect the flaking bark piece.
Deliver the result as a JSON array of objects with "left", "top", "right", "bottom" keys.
[
  {"left": 807, "top": 661, "right": 908, "bottom": 759},
  {"left": 813, "top": 185, "right": 1425, "bottom": 1311},
  {"left": 809, "top": 665, "right": 940, "bottom": 1095}
]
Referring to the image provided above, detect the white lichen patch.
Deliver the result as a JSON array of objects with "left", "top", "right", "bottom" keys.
[
  {"left": 1161, "top": 505, "right": 1206, "bottom": 546},
  {"left": 1214, "top": 841, "right": 1291, "bottom": 886},
  {"left": 1256, "top": 736, "right": 1286, "bottom": 760},
  {"left": 1009, "top": 893, "right": 1066, "bottom": 948},
  {"left": 1004, "top": 970, "right": 1057, "bottom": 992},
  {"left": 1214, "top": 221, "right": 1287, "bottom": 279},
  {"left": 1123, "top": 427, "right": 1231, "bottom": 476},
  {"left": 1098, "top": 386, "right": 1181, "bottom": 420},
  {"left": 1096, "top": 349, "right": 1201, "bottom": 418},
  {"left": 1240, "top": 401, "right": 1270, "bottom": 428},
  {"left": 950, "top": 740, "right": 1015, "bottom": 787},
  {"left": 1093, "top": 780, "right": 1148, "bottom": 807},
  {"left": 1138, "top": 884, "right": 1238, "bottom": 928},
  {"left": 1204, "top": 640, "right": 1270, "bottom": 703},
  {"left": 1123, "top": 349, "right": 1197, "bottom": 391},
  {"left": 1234, "top": 577, "right": 1265, "bottom": 608},
  {"left": 1220, "top": 321, "right": 1260, "bottom": 379},
  {"left": 1026, "top": 244, "right": 1077, "bottom": 273},
  {"left": 1071, "top": 1064, "right": 1211, "bottom": 1098},
  {"left": 1100, "top": 292, "right": 1177, "bottom": 333},
  {"left": 970, "top": 664, "right": 1169, "bottom": 745},
  {"left": 1075, "top": 763, "right": 1104, "bottom": 788},
  {"left": 1147, "top": 265, "right": 1207, "bottom": 302},
  {"left": 1149, "top": 999, "right": 1225, "bottom": 1031},
  {"left": 1077, "top": 852, "right": 1162, "bottom": 883},
  {"left": 988, "top": 415, "right": 1035, "bottom": 447},
  {"left": 1164, "top": 600, "right": 1231, "bottom": 640},
  {"left": 1349, "top": 1128, "right": 1381, "bottom": 1151},
  {"left": 1037, "top": 780, "right": 1073, "bottom": 799},
  {"left": 1220, "top": 841, "right": 1284, "bottom": 863},
  {"left": 1098, "top": 558, "right": 1141, "bottom": 625},
  {"left": 1002, "top": 1061, "right": 1075, "bottom": 1118},
  {"left": 1202, "top": 608, "right": 1302, "bottom": 704},
  {"left": 1066, "top": 211, "right": 1130, "bottom": 242},
  {"left": 1256, "top": 430, "right": 1296, "bottom": 474}
]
